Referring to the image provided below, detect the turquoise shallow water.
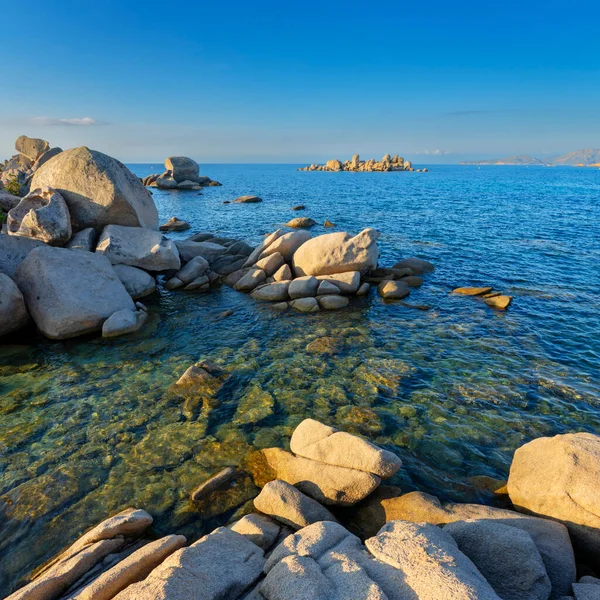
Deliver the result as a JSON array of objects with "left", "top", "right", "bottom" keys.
[{"left": 1, "top": 164, "right": 599, "bottom": 594}]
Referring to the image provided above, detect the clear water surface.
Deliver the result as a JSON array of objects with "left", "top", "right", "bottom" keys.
[{"left": 1, "top": 164, "right": 599, "bottom": 594}]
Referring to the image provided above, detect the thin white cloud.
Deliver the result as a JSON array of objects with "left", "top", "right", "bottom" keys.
[{"left": 29, "top": 116, "right": 106, "bottom": 126}]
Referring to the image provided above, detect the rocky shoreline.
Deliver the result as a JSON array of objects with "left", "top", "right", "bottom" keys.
[
  {"left": 299, "top": 154, "right": 428, "bottom": 173},
  {"left": 5, "top": 418, "right": 600, "bottom": 600}
]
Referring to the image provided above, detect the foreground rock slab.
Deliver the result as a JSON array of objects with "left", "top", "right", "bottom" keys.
[
  {"left": 30, "top": 146, "right": 158, "bottom": 231},
  {"left": 112, "top": 527, "right": 264, "bottom": 599},
  {"left": 290, "top": 418, "right": 401, "bottom": 478},
  {"left": 15, "top": 246, "right": 135, "bottom": 339}
]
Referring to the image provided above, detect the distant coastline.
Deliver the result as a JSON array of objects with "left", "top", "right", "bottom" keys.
[{"left": 462, "top": 148, "right": 600, "bottom": 166}]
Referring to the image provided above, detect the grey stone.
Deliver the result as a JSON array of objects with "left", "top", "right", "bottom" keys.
[
  {"left": 243, "top": 230, "right": 284, "bottom": 267},
  {"left": 254, "top": 252, "right": 285, "bottom": 276},
  {"left": 31, "top": 146, "right": 158, "bottom": 231},
  {"left": 378, "top": 280, "right": 410, "bottom": 299},
  {"left": 165, "top": 157, "right": 201, "bottom": 183},
  {"left": 113, "top": 265, "right": 156, "bottom": 299},
  {"left": 273, "top": 264, "right": 292, "bottom": 281},
  {"left": 234, "top": 195, "right": 262, "bottom": 203},
  {"left": 318, "top": 295, "right": 349, "bottom": 310},
  {"left": 251, "top": 281, "right": 290, "bottom": 302},
  {"left": 0, "top": 273, "right": 29, "bottom": 336},
  {"left": 174, "top": 256, "right": 210, "bottom": 284},
  {"left": 230, "top": 513, "right": 282, "bottom": 551},
  {"left": 316, "top": 271, "right": 361, "bottom": 294},
  {"left": 31, "top": 147, "right": 62, "bottom": 172},
  {"left": 174, "top": 240, "right": 227, "bottom": 264},
  {"left": 234, "top": 268, "right": 267, "bottom": 292},
  {"left": 316, "top": 280, "right": 340, "bottom": 295},
  {"left": 67, "top": 227, "right": 97, "bottom": 252},
  {"left": 289, "top": 297, "right": 320, "bottom": 313},
  {"left": 392, "top": 257, "right": 435, "bottom": 274},
  {"left": 102, "top": 309, "right": 146, "bottom": 338},
  {"left": 15, "top": 246, "right": 135, "bottom": 339},
  {"left": 96, "top": 225, "right": 180, "bottom": 271},
  {"left": 289, "top": 276, "right": 319, "bottom": 299},
  {"left": 356, "top": 282, "right": 370, "bottom": 296},
  {"left": 259, "top": 230, "right": 311, "bottom": 262}
]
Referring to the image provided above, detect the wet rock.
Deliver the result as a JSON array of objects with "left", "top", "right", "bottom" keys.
[
  {"left": 251, "top": 281, "right": 290, "bottom": 302},
  {"left": 229, "top": 513, "right": 282, "bottom": 551},
  {"left": 254, "top": 480, "right": 338, "bottom": 530},
  {"left": 113, "top": 265, "right": 156, "bottom": 299},
  {"left": 485, "top": 295, "right": 513, "bottom": 309},
  {"left": 174, "top": 240, "right": 226, "bottom": 263},
  {"left": 392, "top": 257, "right": 435, "bottom": 274},
  {"left": 8, "top": 187, "right": 72, "bottom": 245},
  {"left": 177, "top": 179, "right": 201, "bottom": 189},
  {"left": 191, "top": 467, "right": 238, "bottom": 503},
  {"left": 289, "top": 297, "right": 320, "bottom": 313},
  {"left": 234, "top": 385, "right": 275, "bottom": 425},
  {"left": 452, "top": 286, "right": 493, "bottom": 296},
  {"left": 112, "top": 527, "right": 265, "bottom": 600},
  {"left": 324, "top": 219, "right": 336, "bottom": 227},
  {"left": 445, "top": 520, "right": 551, "bottom": 600},
  {"left": 66, "top": 227, "right": 97, "bottom": 252},
  {"left": 253, "top": 447, "right": 380, "bottom": 506},
  {"left": 318, "top": 295, "right": 349, "bottom": 310},
  {"left": 170, "top": 363, "right": 224, "bottom": 398},
  {"left": 366, "top": 521, "right": 500, "bottom": 600},
  {"left": 0, "top": 273, "right": 29, "bottom": 337},
  {"left": 15, "top": 246, "right": 135, "bottom": 339},
  {"left": 30, "top": 146, "right": 158, "bottom": 231},
  {"left": 159, "top": 216, "right": 191, "bottom": 232},
  {"left": 290, "top": 418, "right": 402, "bottom": 478},
  {"left": 69, "top": 535, "right": 187, "bottom": 600},
  {"left": 102, "top": 308, "right": 147, "bottom": 338},
  {"left": 254, "top": 252, "right": 285, "bottom": 276},
  {"left": 361, "top": 491, "right": 575, "bottom": 598},
  {"left": 258, "top": 230, "right": 311, "bottom": 262},
  {"left": 293, "top": 228, "right": 380, "bottom": 277},
  {"left": 96, "top": 225, "right": 180, "bottom": 271},
  {"left": 15, "top": 135, "right": 49, "bottom": 161},
  {"left": 234, "top": 195, "right": 263, "bottom": 203},
  {"left": 305, "top": 336, "right": 341, "bottom": 354},
  {"left": 272, "top": 264, "right": 292, "bottom": 281},
  {"left": 316, "top": 271, "right": 360, "bottom": 294},
  {"left": 289, "top": 276, "right": 319, "bottom": 299},
  {"left": 286, "top": 217, "right": 317, "bottom": 228},
  {"left": 316, "top": 280, "right": 340, "bottom": 295},
  {"left": 378, "top": 280, "right": 410, "bottom": 299},
  {"left": 235, "top": 268, "right": 267, "bottom": 292},
  {"left": 184, "top": 277, "right": 209, "bottom": 291},
  {"left": 508, "top": 432, "right": 600, "bottom": 561}
]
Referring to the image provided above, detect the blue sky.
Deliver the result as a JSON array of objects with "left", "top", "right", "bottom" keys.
[{"left": 1, "top": 0, "right": 599, "bottom": 163}]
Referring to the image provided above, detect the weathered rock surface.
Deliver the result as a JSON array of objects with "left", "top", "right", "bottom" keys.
[
  {"left": 254, "top": 447, "right": 380, "bottom": 506},
  {"left": 7, "top": 187, "right": 71, "bottom": 245},
  {"left": 289, "top": 297, "right": 320, "bottom": 313},
  {"left": 113, "top": 265, "right": 156, "bottom": 299},
  {"left": 452, "top": 286, "right": 493, "bottom": 296},
  {"left": 316, "top": 280, "right": 340, "bottom": 295},
  {"left": 508, "top": 432, "right": 600, "bottom": 560},
  {"left": 165, "top": 157, "right": 201, "bottom": 183},
  {"left": 0, "top": 273, "right": 29, "bottom": 336},
  {"left": 293, "top": 228, "right": 380, "bottom": 276},
  {"left": 251, "top": 281, "right": 290, "bottom": 302},
  {"left": 286, "top": 217, "right": 316, "bottom": 228},
  {"left": 366, "top": 521, "right": 501, "bottom": 600},
  {"left": 69, "top": 535, "right": 187, "bottom": 600},
  {"left": 485, "top": 295, "right": 513, "bottom": 309},
  {"left": 254, "top": 252, "right": 285, "bottom": 276},
  {"left": 31, "top": 147, "right": 62, "bottom": 172},
  {"left": 316, "top": 271, "right": 361, "bottom": 294},
  {"left": 159, "top": 217, "right": 191, "bottom": 232},
  {"left": 66, "top": 227, "right": 97, "bottom": 252},
  {"left": 174, "top": 240, "right": 226, "bottom": 264},
  {"left": 112, "top": 527, "right": 265, "bottom": 600},
  {"left": 290, "top": 419, "right": 402, "bottom": 478},
  {"left": 288, "top": 276, "right": 319, "bottom": 299},
  {"left": 102, "top": 308, "right": 147, "bottom": 338},
  {"left": 445, "top": 520, "right": 551, "bottom": 600},
  {"left": 15, "top": 135, "right": 49, "bottom": 161},
  {"left": 0, "top": 190, "right": 21, "bottom": 212},
  {"left": 235, "top": 268, "right": 267, "bottom": 292},
  {"left": 30, "top": 147, "right": 158, "bottom": 231},
  {"left": 96, "top": 225, "right": 180, "bottom": 271},
  {"left": 258, "top": 230, "right": 311, "bottom": 262},
  {"left": 229, "top": 513, "right": 282, "bottom": 551},
  {"left": 254, "top": 480, "right": 338, "bottom": 530},
  {"left": 15, "top": 246, "right": 135, "bottom": 339},
  {"left": 272, "top": 264, "right": 292, "bottom": 281},
  {"left": 356, "top": 491, "right": 575, "bottom": 598}
]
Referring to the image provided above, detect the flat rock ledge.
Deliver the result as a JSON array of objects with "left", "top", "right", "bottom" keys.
[{"left": 9, "top": 425, "right": 600, "bottom": 600}]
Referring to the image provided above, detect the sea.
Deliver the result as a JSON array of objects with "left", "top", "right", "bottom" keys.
[{"left": 1, "top": 163, "right": 599, "bottom": 593}]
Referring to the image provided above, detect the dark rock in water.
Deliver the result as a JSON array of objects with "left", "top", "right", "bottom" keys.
[
  {"left": 159, "top": 217, "right": 191, "bottom": 232},
  {"left": 324, "top": 219, "right": 336, "bottom": 227},
  {"left": 234, "top": 195, "right": 262, "bottom": 203},
  {"left": 223, "top": 200, "right": 231, "bottom": 204},
  {"left": 191, "top": 467, "right": 238, "bottom": 503},
  {"left": 393, "top": 257, "right": 435, "bottom": 274},
  {"left": 215, "top": 309, "right": 234, "bottom": 320},
  {"left": 292, "top": 204, "right": 305, "bottom": 210}
]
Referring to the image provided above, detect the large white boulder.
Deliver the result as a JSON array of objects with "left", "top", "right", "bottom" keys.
[
  {"left": 15, "top": 246, "right": 135, "bottom": 339},
  {"left": 15, "top": 135, "right": 49, "bottom": 161},
  {"left": 30, "top": 146, "right": 158, "bottom": 231},
  {"left": 96, "top": 225, "right": 180, "bottom": 271},
  {"left": 7, "top": 187, "right": 72, "bottom": 246},
  {"left": 293, "top": 228, "right": 380, "bottom": 276},
  {"left": 508, "top": 432, "right": 600, "bottom": 560},
  {"left": 164, "top": 156, "right": 201, "bottom": 183},
  {"left": 0, "top": 273, "right": 29, "bottom": 336},
  {"left": 258, "top": 230, "right": 311, "bottom": 262}
]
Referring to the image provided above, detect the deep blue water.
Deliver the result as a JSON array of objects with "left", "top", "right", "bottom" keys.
[{"left": 0, "top": 163, "right": 599, "bottom": 594}]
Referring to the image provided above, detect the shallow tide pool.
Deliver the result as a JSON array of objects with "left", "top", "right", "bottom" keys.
[{"left": 1, "top": 164, "right": 599, "bottom": 594}]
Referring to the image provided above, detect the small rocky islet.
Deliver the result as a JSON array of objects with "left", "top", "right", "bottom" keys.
[
  {"left": 298, "top": 153, "right": 429, "bottom": 173},
  {"left": 1, "top": 135, "right": 589, "bottom": 600}
]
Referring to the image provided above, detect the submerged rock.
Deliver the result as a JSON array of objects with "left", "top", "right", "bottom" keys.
[
  {"left": 191, "top": 467, "right": 238, "bottom": 503},
  {"left": 15, "top": 246, "right": 135, "bottom": 339},
  {"left": 30, "top": 146, "right": 158, "bottom": 231},
  {"left": 485, "top": 295, "right": 513, "bottom": 309}
]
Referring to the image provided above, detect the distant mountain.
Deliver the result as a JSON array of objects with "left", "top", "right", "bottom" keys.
[
  {"left": 549, "top": 148, "right": 600, "bottom": 166},
  {"left": 461, "top": 154, "right": 544, "bottom": 166}
]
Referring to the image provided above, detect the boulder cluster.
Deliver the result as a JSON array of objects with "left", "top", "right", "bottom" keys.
[
  {"left": 142, "top": 156, "right": 222, "bottom": 190},
  {"left": 8, "top": 423, "right": 600, "bottom": 600},
  {"left": 452, "top": 286, "right": 513, "bottom": 310},
  {"left": 299, "top": 154, "right": 428, "bottom": 173}
]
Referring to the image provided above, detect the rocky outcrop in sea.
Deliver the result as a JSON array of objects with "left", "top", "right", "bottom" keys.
[
  {"left": 5, "top": 418, "right": 600, "bottom": 600},
  {"left": 299, "top": 154, "right": 428, "bottom": 172}
]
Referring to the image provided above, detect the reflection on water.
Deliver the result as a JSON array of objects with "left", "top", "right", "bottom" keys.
[{"left": 1, "top": 164, "right": 599, "bottom": 593}]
